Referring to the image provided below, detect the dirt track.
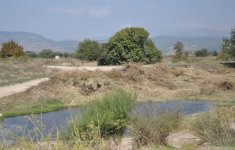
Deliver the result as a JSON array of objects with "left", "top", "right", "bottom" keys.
[
  {"left": 0, "top": 65, "right": 154, "bottom": 99},
  {"left": 45, "top": 65, "right": 153, "bottom": 71},
  {"left": 45, "top": 65, "right": 124, "bottom": 71},
  {"left": 0, "top": 78, "right": 49, "bottom": 99}
]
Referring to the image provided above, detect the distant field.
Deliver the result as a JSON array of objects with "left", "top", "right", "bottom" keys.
[{"left": 0, "top": 57, "right": 97, "bottom": 86}]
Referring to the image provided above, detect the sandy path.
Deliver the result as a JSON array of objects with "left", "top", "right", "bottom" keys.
[
  {"left": 0, "top": 78, "right": 49, "bottom": 99},
  {"left": 45, "top": 65, "right": 124, "bottom": 71},
  {"left": 45, "top": 65, "right": 153, "bottom": 71}
]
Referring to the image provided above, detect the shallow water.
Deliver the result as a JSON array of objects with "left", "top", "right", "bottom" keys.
[{"left": 0, "top": 100, "right": 214, "bottom": 145}]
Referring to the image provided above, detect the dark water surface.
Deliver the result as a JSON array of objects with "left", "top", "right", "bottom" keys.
[{"left": 0, "top": 100, "right": 214, "bottom": 145}]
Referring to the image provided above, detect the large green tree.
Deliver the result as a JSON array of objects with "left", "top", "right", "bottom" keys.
[
  {"left": 76, "top": 39, "right": 101, "bottom": 61},
  {"left": 221, "top": 27, "right": 235, "bottom": 60},
  {"left": 0, "top": 40, "right": 24, "bottom": 58},
  {"left": 98, "top": 27, "right": 162, "bottom": 65}
]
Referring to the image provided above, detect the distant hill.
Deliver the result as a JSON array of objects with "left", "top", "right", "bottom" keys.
[
  {"left": 0, "top": 31, "right": 78, "bottom": 52},
  {"left": 0, "top": 31, "right": 224, "bottom": 54},
  {"left": 152, "top": 36, "right": 223, "bottom": 53}
]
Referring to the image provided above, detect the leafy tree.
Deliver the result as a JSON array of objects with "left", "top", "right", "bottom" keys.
[
  {"left": 39, "top": 49, "right": 55, "bottom": 58},
  {"left": 98, "top": 27, "right": 162, "bottom": 65},
  {"left": 174, "top": 42, "right": 184, "bottom": 56},
  {"left": 0, "top": 40, "right": 24, "bottom": 58},
  {"left": 25, "top": 51, "right": 38, "bottom": 57},
  {"left": 76, "top": 39, "right": 101, "bottom": 61},
  {"left": 221, "top": 27, "right": 235, "bottom": 60},
  {"left": 195, "top": 48, "right": 209, "bottom": 57}
]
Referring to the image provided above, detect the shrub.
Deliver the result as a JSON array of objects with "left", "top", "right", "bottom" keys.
[
  {"left": 98, "top": 27, "right": 162, "bottom": 65},
  {"left": 191, "top": 107, "right": 235, "bottom": 146},
  {"left": 131, "top": 106, "right": 182, "bottom": 146},
  {"left": 221, "top": 26, "right": 235, "bottom": 60},
  {"left": 76, "top": 39, "right": 101, "bottom": 61},
  {"left": 25, "top": 51, "right": 38, "bottom": 57},
  {"left": 172, "top": 41, "right": 189, "bottom": 62},
  {"left": 70, "top": 89, "right": 135, "bottom": 139},
  {"left": 0, "top": 40, "right": 24, "bottom": 58},
  {"left": 39, "top": 49, "right": 55, "bottom": 58},
  {"left": 195, "top": 48, "right": 209, "bottom": 57}
]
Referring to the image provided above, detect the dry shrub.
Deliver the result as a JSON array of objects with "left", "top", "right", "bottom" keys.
[
  {"left": 105, "top": 70, "right": 123, "bottom": 79},
  {"left": 171, "top": 68, "right": 185, "bottom": 77},
  {"left": 191, "top": 107, "right": 235, "bottom": 146},
  {"left": 121, "top": 63, "right": 144, "bottom": 82},
  {"left": 220, "top": 80, "right": 233, "bottom": 91},
  {"left": 131, "top": 107, "right": 182, "bottom": 146}
]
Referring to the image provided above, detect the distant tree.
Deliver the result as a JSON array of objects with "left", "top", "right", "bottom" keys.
[
  {"left": 212, "top": 50, "right": 218, "bottom": 56},
  {"left": 25, "top": 51, "right": 38, "bottom": 57},
  {"left": 54, "top": 51, "right": 63, "bottom": 57},
  {"left": 39, "top": 49, "right": 55, "bottom": 58},
  {"left": 221, "top": 27, "right": 235, "bottom": 60},
  {"left": 195, "top": 48, "right": 209, "bottom": 57},
  {"left": 76, "top": 39, "right": 101, "bottom": 61},
  {"left": 98, "top": 27, "right": 162, "bottom": 65},
  {"left": 174, "top": 42, "right": 184, "bottom": 56},
  {"left": 172, "top": 41, "right": 188, "bottom": 62},
  {"left": 0, "top": 40, "right": 24, "bottom": 58}
]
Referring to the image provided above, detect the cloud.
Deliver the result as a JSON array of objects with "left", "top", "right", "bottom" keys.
[
  {"left": 144, "top": 4, "right": 157, "bottom": 9},
  {"left": 48, "top": 7, "right": 110, "bottom": 18},
  {"left": 48, "top": 8, "right": 84, "bottom": 17},
  {"left": 88, "top": 7, "right": 110, "bottom": 17}
]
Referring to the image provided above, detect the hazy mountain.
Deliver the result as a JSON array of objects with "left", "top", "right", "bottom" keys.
[
  {"left": 152, "top": 36, "right": 223, "bottom": 53},
  {"left": 0, "top": 31, "right": 78, "bottom": 52},
  {"left": 0, "top": 31, "right": 224, "bottom": 54}
]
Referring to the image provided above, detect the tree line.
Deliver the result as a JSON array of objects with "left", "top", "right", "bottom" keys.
[{"left": 1, "top": 26, "right": 235, "bottom": 63}]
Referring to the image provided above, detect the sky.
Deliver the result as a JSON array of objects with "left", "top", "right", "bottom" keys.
[{"left": 0, "top": 0, "right": 235, "bottom": 40}]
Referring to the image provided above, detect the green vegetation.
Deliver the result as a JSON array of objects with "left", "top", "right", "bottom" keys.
[
  {"left": 76, "top": 39, "right": 102, "bottom": 61},
  {"left": 1, "top": 98, "right": 64, "bottom": 117},
  {"left": 174, "top": 41, "right": 184, "bottom": 56},
  {"left": 221, "top": 27, "right": 235, "bottom": 60},
  {"left": 98, "top": 27, "right": 162, "bottom": 65},
  {"left": 172, "top": 41, "right": 188, "bottom": 62},
  {"left": 195, "top": 48, "right": 209, "bottom": 57},
  {"left": 0, "top": 40, "right": 24, "bottom": 58},
  {"left": 69, "top": 89, "right": 135, "bottom": 139},
  {"left": 38, "top": 49, "right": 55, "bottom": 58}
]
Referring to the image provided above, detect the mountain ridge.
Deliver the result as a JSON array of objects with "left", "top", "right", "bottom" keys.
[{"left": 0, "top": 31, "right": 223, "bottom": 53}]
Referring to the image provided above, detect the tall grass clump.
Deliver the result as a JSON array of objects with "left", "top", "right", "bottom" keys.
[
  {"left": 191, "top": 107, "right": 235, "bottom": 146},
  {"left": 131, "top": 106, "right": 182, "bottom": 146},
  {"left": 70, "top": 89, "right": 135, "bottom": 139}
]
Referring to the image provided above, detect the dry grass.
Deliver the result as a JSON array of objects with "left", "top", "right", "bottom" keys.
[{"left": 1, "top": 57, "right": 235, "bottom": 118}]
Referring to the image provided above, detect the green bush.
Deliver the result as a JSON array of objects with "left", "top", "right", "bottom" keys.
[
  {"left": 98, "top": 27, "right": 162, "bottom": 65},
  {"left": 70, "top": 89, "right": 135, "bottom": 139},
  {"left": 25, "top": 51, "right": 38, "bottom": 57},
  {"left": 76, "top": 39, "right": 102, "bottom": 61},
  {"left": 195, "top": 48, "right": 209, "bottom": 57},
  {"left": 0, "top": 40, "right": 24, "bottom": 58},
  {"left": 131, "top": 107, "right": 182, "bottom": 146},
  {"left": 39, "top": 49, "right": 55, "bottom": 58}
]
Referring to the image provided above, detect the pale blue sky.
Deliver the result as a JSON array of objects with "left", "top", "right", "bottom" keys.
[{"left": 0, "top": 0, "right": 235, "bottom": 40}]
